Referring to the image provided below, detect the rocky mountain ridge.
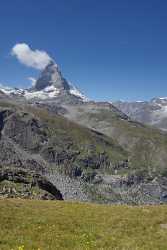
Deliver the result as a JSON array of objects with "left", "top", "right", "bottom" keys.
[
  {"left": 1, "top": 61, "right": 167, "bottom": 204},
  {"left": 114, "top": 98, "right": 167, "bottom": 131}
]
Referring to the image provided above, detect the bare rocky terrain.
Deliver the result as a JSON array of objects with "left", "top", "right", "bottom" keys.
[{"left": 0, "top": 61, "right": 167, "bottom": 204}]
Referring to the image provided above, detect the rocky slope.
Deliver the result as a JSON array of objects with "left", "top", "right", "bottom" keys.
[
  {"left": 1, "top": 61, "right": 167, "bottom": 204},
  {"left": 1, "top": 101, "right": 167, "bottom": 204},
  {"left": 0, "top": 101, "right": 130, "bottom": 203},
  {"left": 61, "top": 102, "right": 167, "bottom": 173}
]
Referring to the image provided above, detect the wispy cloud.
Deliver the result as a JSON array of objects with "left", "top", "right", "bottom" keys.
[
  {"left": 11, "top": 43, "right": 52, "bottom": 70},
  {"left": 28, "top": 77, "right": 36, "bottom": 86}
]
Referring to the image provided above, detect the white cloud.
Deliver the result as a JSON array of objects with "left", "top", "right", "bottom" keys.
[
  {"left": 11, "top": 43, "right": 52, "bottom": 70},
  {"left": 28, "top": 77, "right": 36, "bottom": 86}
]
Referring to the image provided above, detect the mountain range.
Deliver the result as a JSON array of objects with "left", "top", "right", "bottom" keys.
[
  {"left": 114, "top": 98, "right": 167, "bottom": 131},
  {"left": 1, "top": 59, "right": 167, "bottom": 204}
]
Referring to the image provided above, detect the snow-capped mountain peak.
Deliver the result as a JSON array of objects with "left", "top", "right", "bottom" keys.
[
  {"left": 0, "top": 61, "right": 89, "bottom": 102},
  {"left": 34, "top": 60, "right": 70, "bottom": 92}
]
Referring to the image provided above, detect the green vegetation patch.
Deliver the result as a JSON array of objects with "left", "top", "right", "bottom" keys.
[{"left": 1, "top": 199, "right": 167, "bottom": 249}]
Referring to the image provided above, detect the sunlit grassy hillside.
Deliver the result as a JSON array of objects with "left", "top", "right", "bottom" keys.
[{"left": 1, "top": 199, "right": 167, "bottom": 250}]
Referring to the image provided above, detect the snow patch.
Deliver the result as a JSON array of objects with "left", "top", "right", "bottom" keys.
[
  {"left": 159, "top": 97, "right": 167, "bottom": 100},
  {"left": 24, "top": 86, "right": 60, "bottom": 100},
  {"left": 0, "top": 84, "right": 24, "bottom": 96},
  {"left": 0, "top": 81, "right": 89, "bottom": 102},
  {"left": 69, "top": 83, "right": 89, "bottom": 102}
]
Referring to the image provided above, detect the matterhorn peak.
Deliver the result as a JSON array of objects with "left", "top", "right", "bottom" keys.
[
  {"left": 34, "top": 60, "right": 70, "bottom": 91},
  {"left": 0, "top": 59, "right": 88, "bottom": 103}
]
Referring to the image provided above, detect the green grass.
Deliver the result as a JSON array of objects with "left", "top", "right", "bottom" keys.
[{"left": 1, "top": 200, "right": 167, "bottom": 249}]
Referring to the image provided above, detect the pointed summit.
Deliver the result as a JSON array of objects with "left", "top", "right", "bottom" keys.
[
  {"left": 0, "top": 59, "right": 88, "bottom": 103},
  {"left": 34, "top": 60, "right": 70, "bottom": 91}
]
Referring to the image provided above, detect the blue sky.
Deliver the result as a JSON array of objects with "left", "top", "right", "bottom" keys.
[{"left": 0, "top": 0, "right": 167, "bottom": 101}]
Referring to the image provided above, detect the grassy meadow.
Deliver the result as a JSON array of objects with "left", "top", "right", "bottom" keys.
[{"left": 0, "top": 199, "right": 167, "bottom": 250}]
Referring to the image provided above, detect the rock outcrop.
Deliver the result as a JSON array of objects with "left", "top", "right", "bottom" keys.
[{"left": 0, "top": 167, "right": 63, "bottom": 200}]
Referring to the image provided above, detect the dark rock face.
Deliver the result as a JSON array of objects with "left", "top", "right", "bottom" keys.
[
  {"left": 0, "top": 109, "right": 49, "bottom": 172},
  {"left": 34, "top": 61, "right": 70, "bottom": 91},
  {"left": 3, "top": 111, "right": 47, "bottom": 152},
  {"left": 0, "top": 111, "right": 5, "bottom": 133},
  {"left": 37, "top": 176, "right": 63, "bottom": 199},
  {"left": 0, "top": 167, "right": 63, "bottom": 200},
  {"left": 0, "top": 109, "right": 13, "bottom": 134},
  {"left": 0, "top": 136, "right": 48, "bottom": 172}
]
